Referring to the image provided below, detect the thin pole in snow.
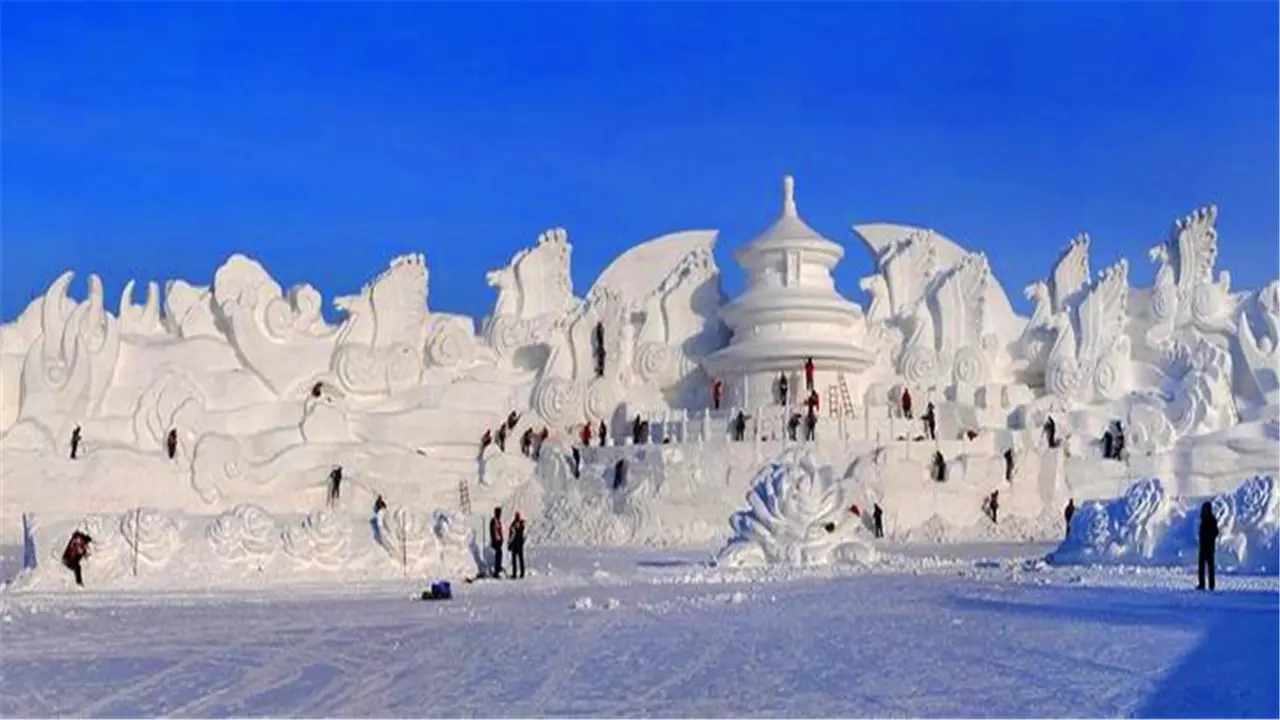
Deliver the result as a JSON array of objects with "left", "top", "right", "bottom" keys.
[{"left": 132, "top": 507, "right": 141, "bottom": 577}]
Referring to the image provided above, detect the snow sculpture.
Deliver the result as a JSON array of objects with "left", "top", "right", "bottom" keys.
[
  {"left": 716, "top": 449, "right": 878, "bottom": 568},
  {"left": 281, "top": 510, "right": 350, "bottom": 569},
  {"left": 1238, "top": 280, "right": 1280, "bottom": 409},
  {"left": 162, "top": 279, "right": 221, "bottom": 339},
  {"left": 1053, "top": 475, "right": 1278, "bottom": 575},
  {"left": 898, "top": 252, "right": 1000, "bottom": 387},
  {"left": 117, "top": 279, "right": 164, "bottom": 336},
  {"left": 13, "top": 272, "right": 121, "bottom": 451},
  {"left": 484, "top": 227, "right": 577, "bottom": 361},
  {"left": 432, "top": 509, "right": 479, "bottom": 575},
  {"left": 130, "top": 368, "right": 208, "bottom": 456},
  {"left": 1147, "top": 205, "right": 1235, "bottom": 344},
  {"left": 119, "top": 507, "right": 182, "bottom": 567},
  {"left": 1043, "top": 260, "right": 1132, "bottom": 404},
  {"left": 376, "top": 505, "right": 438, "bottom": 568},
  {"left": 331, "top": 254, "right": 428, "bottom": 396},
  {"left": 213, "top": 255, "right": 334, "bottom": 396},
  {"left": 1019, "top": 233, "right": 1091, "bottom": 371},
  {"left": 207, "top": 503, "right": 279, "bottom": 563}
]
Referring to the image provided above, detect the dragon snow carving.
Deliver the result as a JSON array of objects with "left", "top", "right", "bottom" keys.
[
  {"left": 484, "top": 227, "right": 577, "bottom": 361},
  {"left": 330, "top": 254, "right": 429, "bottom": 396},
  {"left": 1043, "top": 259, "right": 1133, "bottom": 404},
  {"left": 1147, "top": 205, "right": 1235, "bottom": 344}
]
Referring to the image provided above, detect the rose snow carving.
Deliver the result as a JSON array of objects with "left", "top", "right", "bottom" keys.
[
  {"left": 207, "top": 504, "right": 279, "bottom": 563},
  {"left": 1114, "top": 478, "right": 1170, "bottom": 559},
  {"left": 378, "top": 506, "right": 438, "bottom": 568},
  {"left": 716, "top": 449, "right": 877, "bottom": 568},
  {"left": 282, "top": 511, "right": 349, "bottom": 569},
  {"left": 433, "top": 510, "right": 478, "bottom": 575},
  {"left": 119, "top": 508, "right": 181, "bottom": 567}
]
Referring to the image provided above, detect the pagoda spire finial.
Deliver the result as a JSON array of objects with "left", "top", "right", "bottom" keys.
[{"left": 782, "top": 175, "right": 797, "bottom": 217}]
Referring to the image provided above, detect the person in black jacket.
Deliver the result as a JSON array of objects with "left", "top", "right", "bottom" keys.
[
  {"left": 70, "top": 425, "right": 82, "bottom": 460},
  {"left": 508, "top": 512, "right": 527, "bottom": 579},
  {"left": 166, "top": 428, "right": 179, "bottom": 460},
  {"left": 1198, "top": 502, "right": 1219, "bottom": 591},
  {"left": 872, "top": 503, "right": 884, "bottom": 539},
  {"left": 1064, "top": 498, "right": 1076, "bottom": 538}
]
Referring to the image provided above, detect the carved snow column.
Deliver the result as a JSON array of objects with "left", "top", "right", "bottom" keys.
[{"left": 704, "top": 176, "right": 875, "bottom": 412}]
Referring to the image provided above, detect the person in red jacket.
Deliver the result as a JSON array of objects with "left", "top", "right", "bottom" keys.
[
  {"left": 489, "top": 507, "right": 505, "bottom": 578},
  {"left": 580, "top": 423, "right": 593, "bottom": 446},
  {"left": 711, "top": 379, "right": 723, "bottom": 410},
  {"left": 62, "top": 530, "right": 93, "bottom": 586},
  {"left": 803, "top": 357, "right": 816, "bottom": 392}
]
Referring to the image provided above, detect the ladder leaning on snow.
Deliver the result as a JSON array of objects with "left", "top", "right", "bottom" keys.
[{"left": 836, "top": 373, "right": 855, "bottom": 418}]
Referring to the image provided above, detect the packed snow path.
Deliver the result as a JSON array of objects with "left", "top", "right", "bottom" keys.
[{"left": 1, "top": 546, "right": 1277, "bottom": 718}]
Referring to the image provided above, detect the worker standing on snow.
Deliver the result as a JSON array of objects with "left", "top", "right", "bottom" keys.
[
  {"left": 712, "top": 379, "right": 723, "bottom": 410},
  {"left": 496, "top": 424, "right": 508, "bottom": 452},
  {"left": 520, "top": 427, "right": 535, "bottom": 457},
  {"left": 1064, "top": 498, "right": 1075, "bottom": 538},
  {"left": 1198, "top": 502, "right": 1219, "bottom": 591},
  {"left": 803, "top": 357, "right": 815, "bottom": 393},
  {"left": 900, "top": 388, "right": 913, "bottom": 420},
  {"left": 872, "top": 504, "right": 884, "bottom": 539},
  {"left": 508, "top": 512, "right": 527, "bottom": 579},
  {"left": 922, "top": 402, "right": 936, "bottom": 441},
  {"left": 489, "top": 507, "right": 506, "bottom": 579},
  {"left": 373, "top": 494, "right": 387, "bottom": 516},
  {"left": 1003, "top": 447, "right": 1015, "bottom": 482},
  {"left": 70, "top": 425, "right": 82, "bottom": 460},
  {"left": 62, "top": 530, "right": 93, "bottom": 586},
  {"left": 166, "top": 428, "right": 178, "bottom": 460},
  {"left": 1043, "top": 415, "right": 1058, "bottom": 449},
  {"left": 327, "top": 466, "right": 343, "bottom": 507},
  {"left": 580, "top": 422, "right": 593, "bottom": 447},
  {"left": 598, "top": 420, "right": 607, "bottom": 447},
  {"left": 778, "top": 373, "right": 789, "bottom": 406}
]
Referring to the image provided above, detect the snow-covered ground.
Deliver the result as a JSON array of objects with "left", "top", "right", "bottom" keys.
[{"left": 1, "top": 543, "right": 1276, "bottom": 718}]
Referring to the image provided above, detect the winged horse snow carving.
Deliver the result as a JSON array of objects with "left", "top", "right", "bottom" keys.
[{"left": 1044, "top": 259, "right": 1132, "bottom": 404}]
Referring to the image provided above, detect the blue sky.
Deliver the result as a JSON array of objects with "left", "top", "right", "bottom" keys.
[{"left": 2, "top": 2, "right": 1276, "bottom": 323}]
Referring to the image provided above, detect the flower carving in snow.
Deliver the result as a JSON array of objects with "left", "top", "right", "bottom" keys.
[
  {"left": 433, "top": 509, "right": 479, "bottom": 575},
  {"left": 378, "top": 506, "right": 437, "bottom": 567},
  {"left": 207, "top": 504, "right": 279, "bottom": 563},
  {"left": 716, "top": 449, "right": 877, "bottom": 568},
  {"left": 1233, "top": 475, "right": 1278, "bottom": 529},
  {"left": 119, "top": 508, "right": 181, "bottom": 566},
  {"left": 281, "top": 511, "right": 349, "bottom": 569},
  {"left": 1115, "top": 478, "right": 1169, "bottom": 557}
]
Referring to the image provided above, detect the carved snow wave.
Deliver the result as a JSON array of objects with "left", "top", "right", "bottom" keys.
[
  {"left": 716, "top": 449, "right": 878, "bottom": 568},
  {"left": 1052, "top": 475, "right": 1279, "bottom": 575}
]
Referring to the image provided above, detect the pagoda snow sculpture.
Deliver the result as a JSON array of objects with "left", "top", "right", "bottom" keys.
[{"left": 703, "top": 176, "right": 875, "bottom": 417}]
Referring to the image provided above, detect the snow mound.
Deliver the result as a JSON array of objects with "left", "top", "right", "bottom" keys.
[
  {"left": 716, "top": 448, "right": 878, "bottom": 569},
  {"left": 1051, "top": 475, "right": 1279, "bottom": 575}
]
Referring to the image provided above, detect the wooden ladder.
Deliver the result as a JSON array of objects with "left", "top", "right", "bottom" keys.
[
  {"left": 837, "top": 372, "right": 856, "bottom": 417},
  {"left": 458, "top": 480, "right": 472, "bottom": 516}
]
